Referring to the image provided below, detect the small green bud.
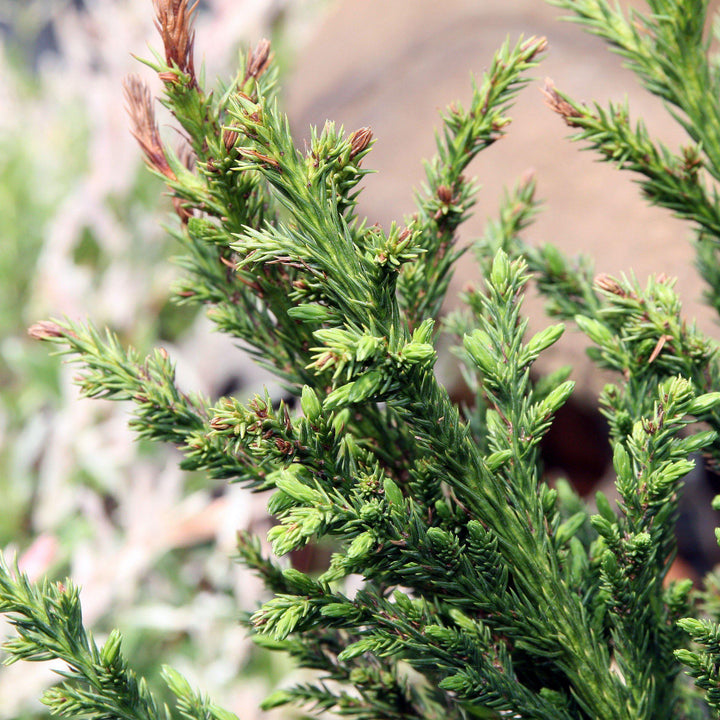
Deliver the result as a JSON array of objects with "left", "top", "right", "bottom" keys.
[
  {"left": 383, "top": 478, "right": 404, "bottom": 506},
  {"left": 595, "top": 491, "right": 616, "bottom": 524},
  {"left": 612, "top": 442, "right": 631, "bottom": 481},
  {"left": 267, "top": 489, "right": 294, "bottom": 514},
  {"left": 712, "top": 494, "right": 720, "bottom": 512},
  {"left": 355, "top": 334, "right": 382, "bottom": 362},
  {"left": 575, "top": 315, "right": 614, "bottom": 346},
  {"left": 652, "top": 282, "right": 678, "bottom": 307},
  {"left": 324, "top": 382, "right": 355, "bottom": 411},
  {"left": 485, "top": 409, "right": 504, "bottom": 437},
  {"left": 543, "top": 244, "right": 566, "bottom": 275},
  {"left": 357, "top": 470, "right": 381, "bottom": 496},
  {"left": 555, "top": 511, "right": 586, "bottom": 546},
  {"left": 401, "top": 342, "right": 436, "bottom": 365},
  {"left": 412, "top": 318, "right": 435, "bottom": 344},
  {"left": 268, "top": 523, "right": 299, "bottom": 556},
  {"left": 338, "top": 638, "right": 375, "bottom": 661},
  {"left": 539, "top": 380, "right": 575, "bottom": 416},
  {"left": 321, "top": 603, "right": 356, "bottom": 618},
  {"left": 273, "top": 603, "right": 304, "bottom": 640},
  {"left": 423, "top": 624, "right": 451, "bottom": 641},
  {"left": 600, "top": 548, "right": 619, "bottom": 575},
  {"left": 282, "top": 568, "right": 316, "bottom": 594},
  {"left": 300, "top": 385, "right": 322, "bottom": 422},
  {"left": 347, "top": 370, "right": 383, "bottom": 403},
  {"left": 667, "top": 578, "right": 693, "bottom": 606},
  {"left": 687, "top": 392, "right": 720, "bottom": 416},
  {"left": 677, "top": 430, "right": 717, "bottom": 455},
  {"left": 100, "top": 629, "right": 123, "bottom": 666},
  {"left": 629, "top": 531, "right": 651, "bottom": 553},
  {"left": 359, "top": 500, "right": 382, "bottom": 522},
  {"left": 434, "top": 498, "right": 453, "bottom": 521},
  {"left": 287, "top": 303, "right": 335, "bottom": 323},
  {"left": 261, "top": 690, "right": 293, "bottom": 710},
  {"left": 676, "top": 618, "right": 704, "bottom": 635},
  {"left": 448, "top": 608, "right": 476, "bottom": 632},
  {"left": 659, "top": 458, "right": 695, "bottom": 485},
  {"left": 524, "top": 323, "right": 565, "bottom": 360},
  {"left": 187, "top": 216, "right": 220, "bottom": 242},
  {"left": 540, "top": 485, "right": 558, "bottom": 515},
  {"left": 274, "top": 471, "right": 321, "bottom": 505},
  {"left": 348, "top": 667, "right": 371, "bottom": 685},
  {"left": 590, "top": 514, "right": 615, "bottom": 540},
  {"left": 486, "top": 449, "right": 513, "bottom": 471},
  {"left": 439, "top": 672, "right": 471, "bottom": 692},
  {"left": 464, "top": 330, "right": 495, "bottom": 375},
  {"left": 340, "top": 433, "right": 362, "bottom": 460},
  {"left": 674, "top": 648, "right": 697, "bottom": 666},
  {"left": 346, "top": 531, "right": 375, "bottom": 559},
  {"left": 490, "top": 249, "right": 511, "bottom": 288},
  {"left": 427, "top": 526, "right": 460, "bottom": 565},
  {"left": 161, "top": 666, "right": 192, "bottom": 699}
]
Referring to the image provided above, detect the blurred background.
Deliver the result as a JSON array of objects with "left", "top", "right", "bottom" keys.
[{"left": 0, "top": 0, "right": 718, "bottom": 717}]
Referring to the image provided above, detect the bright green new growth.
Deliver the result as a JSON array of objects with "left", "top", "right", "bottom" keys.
[{"left": 7, "top": 0, "right": 720, "bottom": 717}]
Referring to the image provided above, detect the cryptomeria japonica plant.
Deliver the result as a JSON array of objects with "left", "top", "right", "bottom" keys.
[{"left": 7, "top": 0, "right": 720, "bottom": 717}]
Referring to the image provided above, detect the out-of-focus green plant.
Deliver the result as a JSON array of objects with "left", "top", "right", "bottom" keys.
[{"left": 0, "top": 2, "right": 323, "bottom": 718}]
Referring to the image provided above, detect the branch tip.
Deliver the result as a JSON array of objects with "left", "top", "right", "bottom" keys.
[
  {"left": 152, "top": 0, "right": 198, "bottom": 86},
  {"left": 245, "top": 38, "right": 272, "bottom": 81},
  {"left": 28, "top": 321, "right": 65, "bottom": 341},
  {"left": 541, "top": 78, "right": 584, "bottom": 127},
  {"left": 123, "top": 74, "right": 177, "bottom": 181},
  {"left": 349, "top": 127, "right": 373, "bottom": 158}
]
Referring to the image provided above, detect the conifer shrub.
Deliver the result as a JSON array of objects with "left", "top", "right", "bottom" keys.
[{"left": 6, "top": 0, "right": 720, "bottom": 717}]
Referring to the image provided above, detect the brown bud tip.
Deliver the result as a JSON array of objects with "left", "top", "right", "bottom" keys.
[
  {"left": 246, "top": 38, "right": 272, "bottom": 81},
  {"left": 437, "top": 185, "right": 453, "bottom": 204},
  {"left": 209, "top": 417, "right": 232, "bottom": 430},
  {"left": 28, "top": 321, "right": 65, "bottom": 340},
  {"left": 594, "top": 274, "right": 625, "bottom": 296},
  {"left": 123, "top": 74, "right": 177, "bottom": 181},
  {"left": 223, "top": 124, "right": 240, "bottom": 153},
  {"left": 239, "top": 148, "right": 280, "bottom": 168},
  {"left": 541, "top": 78, "right": 584, "bottom": 127},
  {"left": 521, "top": 36, "right": 548, "bottom": 56},
  {"left": 349, "top": 127, "right": 373, "bottom": 158},
  {"left": 153, "top": 0, "right": 198, "bottom": 86}
]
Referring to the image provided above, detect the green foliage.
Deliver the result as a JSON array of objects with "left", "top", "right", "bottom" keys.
[
  {"left": 0, "top": 557, "right": 237, "bottom": 720},
  {"left": 9, "top": 0, "right": 720, "bottom": 718}
]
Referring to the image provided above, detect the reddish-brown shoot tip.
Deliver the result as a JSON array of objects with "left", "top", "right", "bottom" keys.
[
  {"left": 28, "top": 321, "right": 65, "bottom": 340},
  {"left": 349, "top": 127, "right": 373, "bottom": 158},
  {"left": 594, "top": 274, "right": 625, "bottom": 296},
  {"left": 123, "top": 74, "right": 177, "bottom": 181},
  {"left": 153, "top": 0, "right": 198, "bottom": 86},
  {"left": 245, "top": 39, "right": 272, "bottom": 82},
  {"left": 541, "top": 78, "right": 584, "bottom": 127}
]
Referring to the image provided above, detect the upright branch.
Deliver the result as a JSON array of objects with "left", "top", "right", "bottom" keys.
[{"left": 399, "top": 36, "right": 547, "bottom": 329}]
